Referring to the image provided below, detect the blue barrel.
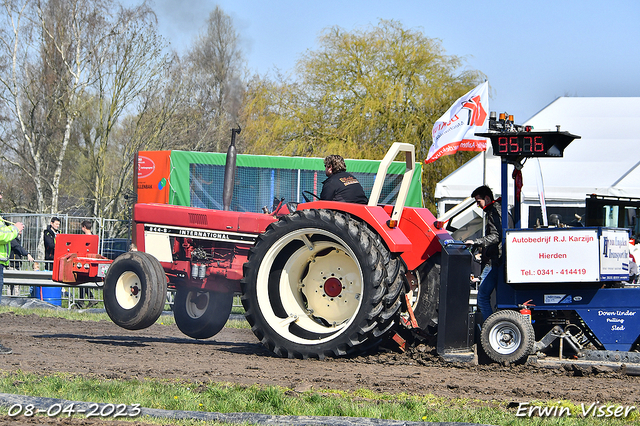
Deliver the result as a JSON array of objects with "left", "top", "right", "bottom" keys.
[{"left": 32, "top": 286, "right": 62, "bottom": 306}]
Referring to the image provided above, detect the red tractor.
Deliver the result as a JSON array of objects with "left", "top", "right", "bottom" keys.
[{"left": 54, "top": 143, "right": 471, "bottom": 359}]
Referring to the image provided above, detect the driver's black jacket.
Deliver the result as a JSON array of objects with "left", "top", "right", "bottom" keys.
[
  {"left": 320, "top": 172, "right": 368, "bottom": 204},
  {"left": 471, "top": 198, "right": 512, "bottom": 268}
]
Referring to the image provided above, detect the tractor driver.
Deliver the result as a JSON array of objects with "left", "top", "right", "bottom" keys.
[
  {"left": 465, "top": 185, "right": 509, "bottom": 324},
  {"left": 320, "top": 155, "right": 368, "bottom": 204}
]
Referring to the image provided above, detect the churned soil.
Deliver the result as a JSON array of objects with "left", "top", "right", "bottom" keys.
[{"left": 0, "top": 311, "right": 638, "bottom": 425}]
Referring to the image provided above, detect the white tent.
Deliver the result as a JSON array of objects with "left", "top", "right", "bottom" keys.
[{"left": 434, "top": 97, "right": 640, "bottom": 226}]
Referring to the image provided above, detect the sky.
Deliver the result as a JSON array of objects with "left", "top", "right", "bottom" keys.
[{"left": 141, "top": 0, "right": 640, "bottom": 126}]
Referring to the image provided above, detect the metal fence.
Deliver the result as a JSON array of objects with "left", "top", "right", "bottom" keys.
[
  {"left": 0, "top": 213, "right": 243, "bottom": 310},
  {"left": 0, "top": 213, "right": 130, "bottom": 270},
  {"left": 1, "top": 213, "right": 129, "bottom": 308}
]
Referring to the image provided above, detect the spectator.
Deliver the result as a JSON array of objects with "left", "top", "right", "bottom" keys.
[
  {"left": 43, "top": 217, "right": 60, "bottom": 271},
  {"left": 81, "top": 220, "right": 92, "bottom": 235},
  {"left": 9, "top": 228, "right": 34, "bottom": 296},
  {"left": 10, "top": 229, "right": 34, "bottom": 269},
  {"left": 0, "top": 191, "right": 24, "bottom": 354},
  {"left": 320, "top": 155, "right": 368, "bottom": 204}
]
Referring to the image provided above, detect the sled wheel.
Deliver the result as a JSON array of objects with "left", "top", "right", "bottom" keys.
[
  {"left": 174, "top": 288, "right": 234, "bottom": 339},
  {"left": 407, "top": 254, "right": 441, "bottom": 331},
  {"left": 480, "top": 310, "right": 535, "bottom": 364},
  {"left": 104, "top": 251, "right": 166, "bottom": 330},
  {"left": 241, "top": 209, "right": 389, "bottom": 359}
]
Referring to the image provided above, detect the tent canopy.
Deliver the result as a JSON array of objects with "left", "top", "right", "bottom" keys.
[{"left": 434, "top": 97, "right": 640, "bottom": 220}]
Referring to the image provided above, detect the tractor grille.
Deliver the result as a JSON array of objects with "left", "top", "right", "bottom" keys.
[{"left": 188, "top": 213, "right": 208, "bottom": 226}]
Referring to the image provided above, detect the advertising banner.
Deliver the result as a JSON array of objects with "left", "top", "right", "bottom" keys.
[
  {"left": 600, "top": 228, "right": 630, "bottom": 280},
  {"left": 505, "top": 229, "right": 600, "bottom": 283},
  {"left": 136, "top": 151, "right": 171, "bottom": 204}
]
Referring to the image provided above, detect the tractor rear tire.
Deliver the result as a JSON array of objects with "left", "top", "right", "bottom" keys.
[
  {"left": 241, "top": 209, "right": 391, "bottom": 359},
  {"left": 373, "top": 234, "right": 406, "bottom": 336},
  {"left": 104, "top": 251, "right": 167, "bottom": 330},
  {"left": 174, "top": 288, "right": 233, "bottom": 339},
  {"left": 480, "top": 310, "right": 535, "bottom": 364}
]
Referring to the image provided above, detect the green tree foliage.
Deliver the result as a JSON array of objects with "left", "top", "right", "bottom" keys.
[
  {"left": 0, "top": 6, "right": 485, "bottom": 219},
  {"left": 240, "top": 20, "right": 484, "bottom": 210}
]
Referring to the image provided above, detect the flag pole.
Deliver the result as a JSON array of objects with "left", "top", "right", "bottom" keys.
[{"left": 483, "top": 149, "right": 486, "bottom": 185}]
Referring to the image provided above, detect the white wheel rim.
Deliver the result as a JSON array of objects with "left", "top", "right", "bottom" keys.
[
  {"left": 115, "top": 271, "right": 142, "bottom": 310},
  {"left": 185, "top": 291, "right": 209, "bottom": 319},
  {"left": 489, "top": 320, "right": 522, "bottom": 355},
  {"left": 256, "top": 228, "right": 363, "bottom": 345}
]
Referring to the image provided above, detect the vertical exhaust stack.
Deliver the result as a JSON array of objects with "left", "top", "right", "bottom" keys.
[{"left": 223, "top": 126, "right": 241, "bottom": 211}]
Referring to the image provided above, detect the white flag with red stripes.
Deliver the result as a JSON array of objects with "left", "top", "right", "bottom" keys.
[{"left": 425, "top": 81, "right": 489, "bottom": 164}]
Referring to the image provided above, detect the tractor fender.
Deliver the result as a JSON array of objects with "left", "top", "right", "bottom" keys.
[
  {"left": 384, "top": 206, "right": 454, "bottom": 271},
  {"left": 297, "top": 201, "right": 412, "bottom": 253}
]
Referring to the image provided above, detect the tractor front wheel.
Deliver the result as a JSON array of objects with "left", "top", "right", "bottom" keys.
[
  {"left": 174, "top": 288, "right": 233, "bottom": 339},
  {"left": 104, "top": 251, "right": 167, "bottom": 330}
]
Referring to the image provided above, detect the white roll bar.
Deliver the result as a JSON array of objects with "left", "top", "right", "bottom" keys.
[{"left": 368, "top": 142, "right": 416, "bottom": 225}]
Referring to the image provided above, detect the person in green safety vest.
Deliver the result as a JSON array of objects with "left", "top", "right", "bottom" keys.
[{"left": 0, "top": 192, "right": 24, "bottom": 354}]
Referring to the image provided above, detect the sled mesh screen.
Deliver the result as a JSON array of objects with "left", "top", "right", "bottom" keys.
[
  {"left": 189, "top": 164, "right": 405, "bottom": 213},
  {"left": 151, "top": 150, "right": 424, "bottom": 210}
]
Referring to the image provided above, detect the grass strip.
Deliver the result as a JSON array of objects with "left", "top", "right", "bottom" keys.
[
  {"left": 0, "top": 370, "right": 636, "bottom": 425},
  {"left": 0, "top": 305, "right": 249, "bottom": 329},
  {"left": 0, "top": 307, "right": 638, "bottom": 425}
]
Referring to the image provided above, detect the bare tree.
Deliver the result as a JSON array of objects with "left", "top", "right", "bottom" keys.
[
  {"left": 0, "top": 0, "right": 173, "bottom": 221},
  {"left": 100, "top": 54, "right": 191, "bottom": 221},
  {"left": 0, "top": 0, "right": 116, "bottom": 214},
  {"left": 186, "top": 5, "right": 245, "bottom": 152},
  {"left": 75, "top": 3, "right": 170, "bottom": 218}
]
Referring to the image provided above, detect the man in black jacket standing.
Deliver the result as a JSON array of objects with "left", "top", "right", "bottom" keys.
[
  {"left": 465, "top": 185, "right": 505, "bottom": 324},
  {"left": 320, "top": 155, "right": 368, "bottom": 204},
  {"left": 43, "top": 217, "right": 60, "bottom": 271}
]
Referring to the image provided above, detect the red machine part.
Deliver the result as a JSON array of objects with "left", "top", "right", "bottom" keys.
[
  {"left": 519, "top": 299, "right": 535, "bottom": 323},
  {"left": 54, "top": 200, "right": 450, "bottom": 289},
  {"left": 383, "top": 205, "right": 452, "bottom": 270},
  {"left": 295, "top": 201, "right": 451, "bottom": 270},
  {"left": 133, "top": 203, "right": 278, "bottom": 234},
  {"left": 131, "top": 203, "right": 280, "bottom": 293},
  {"left": 297, "top": 201, "right": 413, "bottom": 252},
  {"left": 53, "top": 234, "right": 112, "bottom": 284}
]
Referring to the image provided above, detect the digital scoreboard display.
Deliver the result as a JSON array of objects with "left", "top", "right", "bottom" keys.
[{"left": 475, "top": 131, "right": 580, "bottom": 159}]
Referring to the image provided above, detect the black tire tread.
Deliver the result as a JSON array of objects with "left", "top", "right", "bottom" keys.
[
  {"left": 480, "top": 309, "right": 535, "bottom": 364},
  {"left": 104, "top": 251, "right": 166, "bottom": 330},
  {"left": 413, "top": 254, "right": 441, "bottom": 330},
  {"left": 174, "top": 288, "right": 233, "bottom": 339},
  {"left": 241, "top": 209, "right": 392, "bottom": 359},
  {"left": 372, "top": 234, "right": 406, "bottom": 332},
  {"left": 137, "top": 251, "right": 168, "bottom": 322}
]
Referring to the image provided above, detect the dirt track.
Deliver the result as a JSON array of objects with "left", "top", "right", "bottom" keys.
[{"left": 0, "top": 311, "right": 639, "bottom": 424}]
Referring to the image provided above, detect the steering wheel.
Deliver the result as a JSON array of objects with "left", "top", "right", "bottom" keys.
[{"left": 302, "top": 190, "right": 321, "bottom": 203}]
